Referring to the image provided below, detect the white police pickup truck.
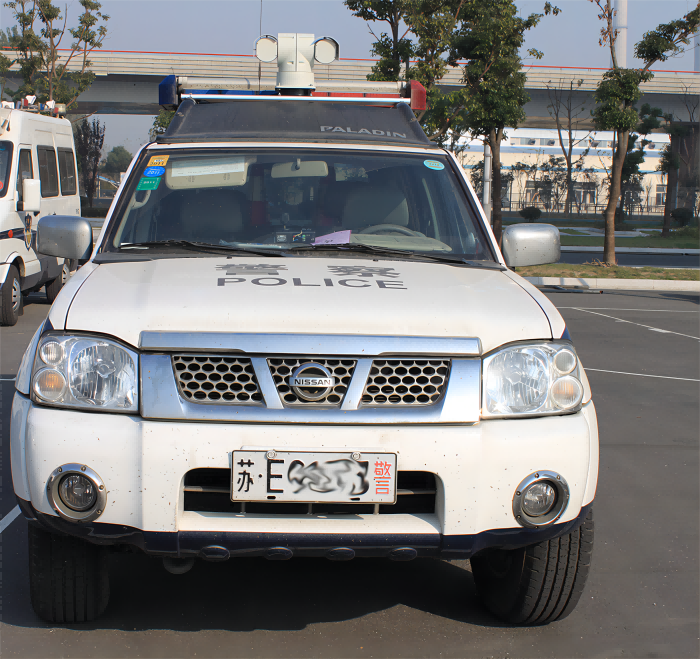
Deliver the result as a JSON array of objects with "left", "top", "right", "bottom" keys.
[{"left": 11, "top": 33, "right": 597, "bottom": 625}]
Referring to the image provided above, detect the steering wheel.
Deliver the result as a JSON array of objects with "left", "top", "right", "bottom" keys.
[{"left": 359, "top": 224, "right": 418, "bottom": 236}]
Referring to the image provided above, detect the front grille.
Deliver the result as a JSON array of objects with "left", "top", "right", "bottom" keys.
[
  {"left": 172, "top": 354, "right": 263, "bottom": 404},
  {"left": 361, "top": 360, "right": 450, "bottom": 405},
  {"left": 268, "top": 358, "right": 356, "bottom": 405},
  {"left": 183, "top": 469, "right": 436, "bottom": 515}
]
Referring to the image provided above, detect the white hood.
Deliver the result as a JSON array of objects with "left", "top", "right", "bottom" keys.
[{"left": 65, "top": 257, "right": 553, "bottom": 353}]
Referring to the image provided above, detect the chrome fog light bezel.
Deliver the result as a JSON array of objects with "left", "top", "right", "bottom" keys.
[
  {"left": 512, "top": 471, "right": 569, "bottom": 529},
  {"left": 46, "top": 463, "right": 107, "bottom": 523}
]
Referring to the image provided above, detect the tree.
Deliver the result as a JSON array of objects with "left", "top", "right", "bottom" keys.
[
  {"left": 3, "top": 0, "right": 109, "bottom": 109},
  {"left": 448, "top": 0, "right": 560, "bottom": 241},
  {"left": 546, "top": 79, "right": 591, "bottom": 215},
  {"left": 149, "top": 109, "right": 175, "bottom": 141},
  {"left": 344, "top": 0, "right": 414, "bottom": 81},
  {"left": 74, "top": 117, "right": 104, "bottom": 208},
  {"left": 101, "top": 145, "right": 132, "bottom": 176},
  {"left": 588, "top": 0, "right": 700, "bottom": 263}
]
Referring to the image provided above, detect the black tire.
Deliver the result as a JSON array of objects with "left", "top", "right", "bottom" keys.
[
  {"left": 1, "top": 264, "right": 21, "bottom": 326},
  {"left": 28, "top": 524, "right": 110, "bottom": 623},
  {"left": 45, "top": 261, "right": 70, "bottom": 303},
  {"left": 471, "top": 508, "right": 593, "bottom": 625}
]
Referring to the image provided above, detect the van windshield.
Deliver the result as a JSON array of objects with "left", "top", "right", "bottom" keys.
[
  {"left": 0, "top": 141, "right": 13, "bottom": 198},
  {"left": 106, "top": 149, "right": 494, "bottom": 261}
]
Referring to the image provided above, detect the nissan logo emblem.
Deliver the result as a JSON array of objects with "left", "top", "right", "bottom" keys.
[{"left": 289, "top": 363, "right": 335, "bottom": 401}]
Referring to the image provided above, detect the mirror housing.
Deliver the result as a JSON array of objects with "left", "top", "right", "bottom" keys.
[
  {"left": 502, "top": 223, "right": 560, "bottom": 267},
  {"left": 37, "top": 215, "right": 93, "bottom": 260},
  {"left": 21, "top": 179, "right": 42, "bottom": 213}
]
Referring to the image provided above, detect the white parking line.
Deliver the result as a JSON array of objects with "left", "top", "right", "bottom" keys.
[
  {"left": 559, "top": 308, "right": 698, "bottom": 313},
  {"left": 570, "top": 308, "right": 700, "bottom": 341},
  {"left": 585, "top": 368, "right": 700, "bottom": 382},
  {"left": 0, "top": 506, "right": 21, "bottom": 534}
]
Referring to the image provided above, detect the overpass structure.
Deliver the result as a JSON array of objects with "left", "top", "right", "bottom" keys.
[{"left": 1, "top": 49, "right": 698, "bottom": 127}]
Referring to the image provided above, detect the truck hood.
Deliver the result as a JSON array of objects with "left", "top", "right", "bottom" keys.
[{"left": 65, "top": 256, "right": 553, "bottom": 353}]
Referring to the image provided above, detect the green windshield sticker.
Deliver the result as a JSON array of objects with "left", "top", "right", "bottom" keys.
[
  {"left": 137, "top": 177, "right": 161, "bottom": 191},
  {"left": 423, "top": 160, "right": 445, "bottom": 171}
]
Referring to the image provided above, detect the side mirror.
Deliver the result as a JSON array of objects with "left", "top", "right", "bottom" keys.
[
  {"left": 21, "top": 179, "right": 42, "bottom": 213},
  {"left": 501, "top": 223, "right": 560, "bottom": 267},
  {"left": 37, "top": 215, "right": 93, "bottom": 260}
]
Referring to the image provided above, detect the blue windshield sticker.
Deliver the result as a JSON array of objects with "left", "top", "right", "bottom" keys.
[
  {"left": 424, "top": 159, "right": 444, "bottom": 171},
  {"left": 144, "top": 166, "right": 165, "bottom": 177}
]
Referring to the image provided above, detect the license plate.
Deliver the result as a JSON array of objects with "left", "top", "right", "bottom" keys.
[{"left": 231, "top": 450, "right": 397, "bottom": 504}]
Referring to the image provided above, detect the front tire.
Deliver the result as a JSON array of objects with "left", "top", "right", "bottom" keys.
[
  {"left": 28, "top": 524, "right": 110, "bottom": 623},
  {"left": 45, "top": 261, "right": 70, "bottom": 303},
  {"left": 1, "top": 264, "right": 21, "bottom": 326},
  {"left": 471, "top": 508, "right": 593, "bottom": 625}
]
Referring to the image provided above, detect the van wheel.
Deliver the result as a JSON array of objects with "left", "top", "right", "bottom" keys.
[
  {"left": 28, "top": 524, "right": 110, "bottom": 623},
  {"left": 471, "top": 508, "right": 593, "bottom": 625},
  {"left": 45, "top": 261, "right": 70, "bottom": 303},
  {"left": 1, "top": 264, "right": 21, "bottom": 326}
]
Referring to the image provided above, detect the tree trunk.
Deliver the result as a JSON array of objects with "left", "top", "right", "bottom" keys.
[
  {"left": 661, "top": 145, "right": 679, "bottom": 237},
  {"left": 490, "top": 128, "right": 503, "bottom": 243},
  {"left": 603, "top": 129, "right": 628, "bottom": 264},
  {"left": 565, "top": 168, "right": 573, "bottom": 216}
]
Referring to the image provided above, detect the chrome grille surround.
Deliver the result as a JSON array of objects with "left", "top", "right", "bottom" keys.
[
  {"left": 361, "top": 359, "right": 451, "bottom": 405},
  {"left": 172, "top": 354, "right": 263, "bottom": 404},
  {"left": 268, "top": 358, "right": 356, "bottom": 406}
]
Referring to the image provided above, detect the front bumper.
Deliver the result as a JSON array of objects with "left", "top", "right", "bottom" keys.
[{"left": 11, "top": 393, "right": 598, "bottom": 559}]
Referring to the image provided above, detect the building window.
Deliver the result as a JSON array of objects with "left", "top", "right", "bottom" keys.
[{"left": 656, "top": 184, "right": 666, "bottom": 207}]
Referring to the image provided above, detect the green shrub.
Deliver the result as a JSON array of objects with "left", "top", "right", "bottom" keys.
[
  {"left": 670, "top": 207, "right": 694, "bottom": 227},
  {"left": 670, "top": 225, "right": 699, "bottom": 240},
  {"left": 519, "top": 206, "right": 542, "bottom": 222}
]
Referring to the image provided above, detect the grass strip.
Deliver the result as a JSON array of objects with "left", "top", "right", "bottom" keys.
[
  {"left": 560, "top": 235, "right": 699, "bottom": 249},
  {"left": 516, "top": 263, "right": 699, "bottom": 281}
]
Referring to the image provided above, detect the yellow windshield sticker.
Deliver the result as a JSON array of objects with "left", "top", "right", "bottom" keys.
[{"left": 147, "top": 154, "right": 169, "bottom": 167}]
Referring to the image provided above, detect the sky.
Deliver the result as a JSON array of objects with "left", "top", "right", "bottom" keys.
[{"left": 1, "top": 0, "right": 698, "bottom": 153}]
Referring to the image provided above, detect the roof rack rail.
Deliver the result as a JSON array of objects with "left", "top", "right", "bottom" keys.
[{"left": 159, "top": 76, "right": 426, "bottom": 112}]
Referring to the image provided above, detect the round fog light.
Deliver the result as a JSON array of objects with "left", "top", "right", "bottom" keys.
[
  {"left": 522, "top": 482, "right": 556, "bottom": 517},
  {"left": 513, "top": 471, "right": 570, "bottom": 528},
  {"left": 47, "top": 464, "right": 107, "bottom": 523},
  {"left": 59, "top": 474, "right": 97, "bottom": 511}
]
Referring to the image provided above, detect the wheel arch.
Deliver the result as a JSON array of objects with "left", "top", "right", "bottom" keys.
[{"left": 6, "top": 252, "right": 25, "bottom": 278}]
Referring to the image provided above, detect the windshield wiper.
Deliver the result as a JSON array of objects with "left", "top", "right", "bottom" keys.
[
  {"left": 118, "top": 240, "right": 285, "bottom": 257},
  {"left": 290, "top": 242, "right": 505, "bottom": 269}
]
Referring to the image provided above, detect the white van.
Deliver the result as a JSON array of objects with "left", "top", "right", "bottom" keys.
[{"left": 0, "top": 107, "right": 80, "bottom": 326}]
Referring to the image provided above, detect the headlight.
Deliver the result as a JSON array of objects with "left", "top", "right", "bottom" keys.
[
  {"left": 482, "top": 342, "right": 583, "bottom": 418},
  {"left": 31, "top": 333, "right": 138, "bottom": 412}
]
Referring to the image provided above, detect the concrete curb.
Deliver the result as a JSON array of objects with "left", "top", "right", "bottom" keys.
[
  {"left": 525, "top": 276, "right": 700, "bottom": 292},
  {"left": 561, "top": 246, "right": 700, "bottom": 255}
]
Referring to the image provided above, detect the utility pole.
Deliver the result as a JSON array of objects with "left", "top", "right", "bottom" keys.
[
  {"left": 612, "top": 0, "right": 628, "bottom": 68},
  {"left": 483, "top": 141, "right": 492, "bottom": 225}
]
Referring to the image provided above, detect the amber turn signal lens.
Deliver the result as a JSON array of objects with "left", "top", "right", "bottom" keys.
[{"left": 34, "top": 369, "right": 66, "bottom": 401}]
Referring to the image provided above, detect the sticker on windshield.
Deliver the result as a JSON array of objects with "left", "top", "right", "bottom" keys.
[
  {"left": 147, "top": 155, "right": 169, "bottom": 167},
  {"left": 171, "top": 157, "right": 245, "bottom": 178},
  {"left": 143, "top": 166, "right": 165, "bottom": 178},
  {"left": 137, "top": 177, "right": 161, "bottom": 191},
  {"left": 424, "top": 159, "right": 444, "bottom": 171}
]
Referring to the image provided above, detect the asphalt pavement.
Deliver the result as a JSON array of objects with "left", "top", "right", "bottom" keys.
[{"left": 1, "top": 288, "right": 698, "bottom": 658}]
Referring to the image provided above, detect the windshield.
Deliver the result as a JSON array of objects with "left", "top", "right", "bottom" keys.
[{"left": 106, "top": 149, "right": 494, "bottom": 260}]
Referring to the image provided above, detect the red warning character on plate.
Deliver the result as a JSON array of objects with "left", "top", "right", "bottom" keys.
[{"left": 374, "top": 460, "right": 392, "bottom": 495}]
